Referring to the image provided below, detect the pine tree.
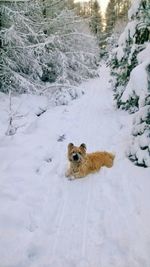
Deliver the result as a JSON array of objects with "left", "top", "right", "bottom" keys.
[
  {"left": 110, "top": 0, "right": 150, "bottom": 167},
  {"left": 110, "top": 0, "right": 150, "bottom": 111},
  {"left": 105, "top": 0, "right": 131, "bottom": 35},
  {"left": 101, "top": 0, "right": 130, "bottom": 58},
  {"left": 89, "top": 0, "right": 102, "bottom": 36},
  {"left": 105, "top": 0, "right": 116, "bottom": 37}
]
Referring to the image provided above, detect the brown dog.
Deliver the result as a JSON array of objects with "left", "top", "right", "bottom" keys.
[{"left": 66, "top": 143, "right": 115, "bottom": 179}]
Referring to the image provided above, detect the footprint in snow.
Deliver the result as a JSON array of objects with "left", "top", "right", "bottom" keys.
[
  {"left": 35, "top": 157, "right": 52, "bottom": 175},
  {"left": 44, "top": 157, "right": 52, "bottom": 163},
  {"left": 57, "top": 134, "right": 66, "bottom": 142},
  {"left": 27, "top": 245, "right": 40, "bottom": 261}
]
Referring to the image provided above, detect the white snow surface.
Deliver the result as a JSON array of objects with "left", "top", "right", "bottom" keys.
[
  {"left": 118, "top": 21, "right": 137, "bottom": 46},
  {"left": 116, "top": 46, "right": 125, "bottom": 61},
  {"left": 137, "top": 43, "right": 150, "bottom": 64},
  {"left": 128, "top": 0, "right": 141, "bottom": 19},
  {"left": 121, "top": 60, "right": 150, "bottom": 107},
  {"left": 114, "top": 21, "right": 138, "bottom": 61},
  {"left": 0, "top": 65, "right": 150, "bottom": 267}
]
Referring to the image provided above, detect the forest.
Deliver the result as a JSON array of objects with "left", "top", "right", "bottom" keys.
[
  {"left": 1, "top": 0, "right": 149, "bottom": 166},
  {"left": 0, "top": 1, "right": 150, "bottom": 266}
]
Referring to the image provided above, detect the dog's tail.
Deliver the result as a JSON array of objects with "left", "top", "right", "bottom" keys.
[{"left": 105, "top": 152, "right": 115, "bottom": 168}]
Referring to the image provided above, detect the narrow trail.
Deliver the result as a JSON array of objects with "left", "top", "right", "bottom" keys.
[{"left": 0, "top": 65, "right": 150, "bottom": 267}]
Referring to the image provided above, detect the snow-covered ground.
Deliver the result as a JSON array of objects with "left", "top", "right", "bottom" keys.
[{"left": 0, "top": 65, "right": 150, "bottom": 267}]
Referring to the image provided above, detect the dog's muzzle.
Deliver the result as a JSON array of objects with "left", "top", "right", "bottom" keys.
[{"left": 72, "top": 153, "right": 79, "bottom": 161}]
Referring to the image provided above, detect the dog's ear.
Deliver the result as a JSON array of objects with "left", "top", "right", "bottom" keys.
[
  {"left": 68, "top": 143, "right": 74, "bottom": 151},
  {"left": 80, "top": 143, "right": 86, "bottom": 150}
]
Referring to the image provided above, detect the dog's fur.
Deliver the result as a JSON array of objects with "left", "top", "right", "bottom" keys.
[{"left": 66, "top": 143, "right": 115, "bottom": 179}]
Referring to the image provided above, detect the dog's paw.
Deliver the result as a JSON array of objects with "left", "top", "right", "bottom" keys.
[
  {"left": 74, "top": 174, "right": 82, "bottom": 179},
  {"left": 65, "top": 171, "right": 75, "bottom": 181},
  {"left": 68, "top": 176, "right": 75, "bottom": 181},
  {"left": 65, "top": 170, "right": 70, "bottom": 177}
]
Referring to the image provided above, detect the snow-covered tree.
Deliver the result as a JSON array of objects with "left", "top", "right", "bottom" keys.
[
  {"left": 105, "top": 0, "right": 131, "bottom": 39},
  {"left": 105, "top": 0, "right": 116, "bottom": 37},
  {"left": 0, "top": 0, "right": 99, "bottom": 105},
  {"left": 110, "top": 0, "right": 150, "bottom": 110},
  {"left": 110, "top": 0, "right": 150, "bottom": 167},
  {"left": 101, "top": 0, "right": 131, "bottom": 58},
  {"left": 89, "top": 0, "right": 102, "bottom": 36},
  {"left": 126, "top": 45, "right": 150, "bottom": 167}
]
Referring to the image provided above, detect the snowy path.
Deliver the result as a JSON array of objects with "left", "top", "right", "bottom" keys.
[{"left": 0, "top": 65, "right": 150, "bottom": 267}]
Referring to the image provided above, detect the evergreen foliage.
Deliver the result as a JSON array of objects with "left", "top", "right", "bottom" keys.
[
  {"left": 89, "top": 0, "right": 102, "bottom": 36},
  {"left": 110, "top": 0, "right": 150, "bottom": 111},
  {"left": 101, "top": 0, "right": 131, "bottom": 57},
  {"left": 105, "top": 0, "right": 116, "bottom": 37},
  {"left": 109, "top": 0, "right": 150, "bottom": 167},
  {"left": 105, "top": 0, "right": 131, "bottom": 38}
]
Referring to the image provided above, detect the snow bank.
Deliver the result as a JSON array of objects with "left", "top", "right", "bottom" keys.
[
  {"left": 0, "top": 93, "right": 48, "bottom": 138},
  {"left": 49, "top": 86, "right": 84, "bottom": 106}
]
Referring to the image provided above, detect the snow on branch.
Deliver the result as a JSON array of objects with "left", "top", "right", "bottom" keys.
[{"left": 1, "top": 0, "right": 99, "bottom": 102}]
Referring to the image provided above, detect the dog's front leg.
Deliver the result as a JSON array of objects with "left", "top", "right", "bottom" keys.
[
  {"left": 65, "top": 169, "right": 75, "bottom": 180},
  {"left": 65, "top": 168, "right": 71, "bottom": 177}
]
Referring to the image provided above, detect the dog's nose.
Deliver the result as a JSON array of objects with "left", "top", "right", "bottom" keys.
[{"left": 73, "top": 154, "right": 79, "bottom": 161}]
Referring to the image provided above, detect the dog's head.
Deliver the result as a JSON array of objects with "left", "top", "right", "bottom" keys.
[{"left": 67, "top": 143, "right": 86, "bottom": 163}]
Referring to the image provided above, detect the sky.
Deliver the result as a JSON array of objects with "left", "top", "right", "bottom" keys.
[
  {"left": 74, "top": 0, "right": 110, "bottom": 14},
  {"left": 98, "top": 0, "right": 109, "bottom": 14}
]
